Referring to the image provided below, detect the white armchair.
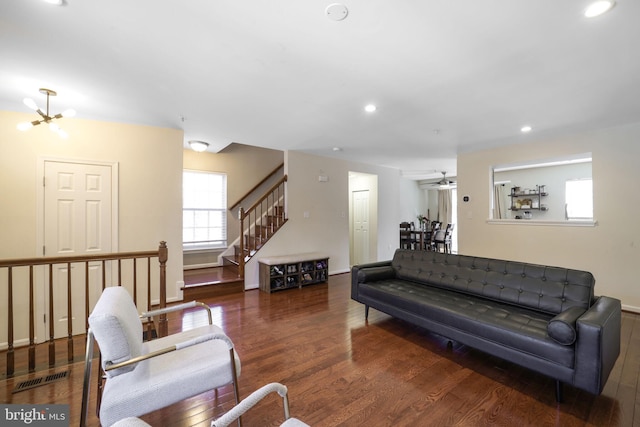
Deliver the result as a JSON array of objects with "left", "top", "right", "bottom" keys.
[
  {"left": 212, "top": 383, "right": 310, "bottom": 427},
  {"left": 80, "top": 286, "right": 241, "bottom": 427}
]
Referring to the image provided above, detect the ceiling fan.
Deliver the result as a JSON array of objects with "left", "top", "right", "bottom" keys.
[{"left": 433, "top": 171, "right": 456, "bottom": 187}]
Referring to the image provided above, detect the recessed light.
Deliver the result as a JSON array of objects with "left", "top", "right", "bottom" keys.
[
  {"left": 585, "top": 1, "right": 615, "bottom": 18},
  {"left": 42, "top": 0, "right": 64, "bottom": 5},
  {"left": 332, "top": 147, "right": 342, "bottom": 152},
  {"left": 521, "top": 125, "right": 532, "bottom": 133},
  {"left": 364, "top": 104, "right": 377, "bottom": 113}
]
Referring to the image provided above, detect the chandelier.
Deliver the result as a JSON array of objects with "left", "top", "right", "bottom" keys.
[{"left": 17, "top": 88, "right": 76, "bottom": 139}]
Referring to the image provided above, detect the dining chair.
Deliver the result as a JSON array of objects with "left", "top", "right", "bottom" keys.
[
  {"left": 399, "top": 222, "right": 416, "bottom": 249},
  {"left": 434, "top": 223, "right": 455, "bottom": 253},
  {"left": 426, "top": 222, "right": 441, "bottom": 251},
  {"left": 81, "top": 286, "right": 241, "bottom": 427}
]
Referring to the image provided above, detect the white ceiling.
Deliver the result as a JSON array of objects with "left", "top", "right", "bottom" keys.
[{"left": 2, "top": 1, "right": 639, "bottom": 180}]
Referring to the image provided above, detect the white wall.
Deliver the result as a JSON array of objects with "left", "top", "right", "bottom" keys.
[
  {"left": 398, "top": 178, "right": 426, "bottom": 227},
  {"left": 244, "top": 150, "right": 403, "bottom": 288},
  {"left": 457, "top": 121, "right": 640, "bottom": 311}
]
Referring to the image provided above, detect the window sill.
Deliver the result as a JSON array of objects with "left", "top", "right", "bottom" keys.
[{"left": 486, "top": 219, "right": 597, "bottom": 227}]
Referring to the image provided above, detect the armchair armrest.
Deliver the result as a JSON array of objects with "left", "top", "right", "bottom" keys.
[
  {"left": 212, "top": 383, "right": 309, "bottom": 427},
  {"left": 574, "top": 296, "right": 621, "bottom": 394},
  {"left": 105, "top": 333, "right": 234, "bottom": 372},
  {"left": 141, "top": 301, "right": 212, "bottom": 325}
]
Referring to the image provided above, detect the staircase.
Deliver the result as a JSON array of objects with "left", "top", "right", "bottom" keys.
[
  {"left": 235, "top": 176, "right": 288, "bottom": 277},
  {"left": 182, "top": 175, "right": 287, "bottom": 298}
]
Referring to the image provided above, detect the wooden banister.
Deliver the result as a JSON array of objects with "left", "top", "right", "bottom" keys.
[
  {"left": 0, "top": 241, "right": 168, "bottom": 378},
  {"left": 229, "top": 163, "right": 284, "bottom": 211},
  {"left": 239, "top": 176, "right": 288, "bottom": 277}
]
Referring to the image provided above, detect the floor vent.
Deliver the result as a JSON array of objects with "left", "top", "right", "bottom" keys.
[{"left": 12, "top": 370, "right": 70, "bottom": 394}]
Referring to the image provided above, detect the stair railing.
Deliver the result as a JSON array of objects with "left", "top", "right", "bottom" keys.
[
  {"left": 239, "top": 175, "right": 287, "bottom": 277},
  {"left": 0, "top": 241, "right": 168, "bottom": 378}
]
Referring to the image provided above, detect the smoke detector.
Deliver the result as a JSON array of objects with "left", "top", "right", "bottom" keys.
[{"left": 326, "top": 3, "right": 348, "bottom": 21}]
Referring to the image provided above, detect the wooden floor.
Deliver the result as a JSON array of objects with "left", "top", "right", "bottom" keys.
[{"left": 1, "top": 273, "right": 637, "bottom": 426}]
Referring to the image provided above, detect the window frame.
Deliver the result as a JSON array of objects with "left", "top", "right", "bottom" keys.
[{"left": 182, "top": 170, "right": 228, "bottom": 251}]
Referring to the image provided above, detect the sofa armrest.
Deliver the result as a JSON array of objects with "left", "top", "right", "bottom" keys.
[
  {"left": 351, "top": 261, "right": 393, "bottom": 301},
  {"left": 573, "top": 296, "right": 621, "bottom": 394}
]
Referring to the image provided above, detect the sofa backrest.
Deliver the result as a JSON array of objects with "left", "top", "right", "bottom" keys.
[{"left": 391, "top": 250, "right": 594, "bottom": 315}]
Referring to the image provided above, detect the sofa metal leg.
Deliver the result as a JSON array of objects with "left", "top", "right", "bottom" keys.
[
  {"left": 365, "top": 305, "right": 369, "bottom": 320},
  {"left": 555, "top": 380, "right": 563, "bottom": 403}
]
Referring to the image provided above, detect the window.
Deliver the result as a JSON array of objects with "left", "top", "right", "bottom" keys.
[
  {"left": 565, "top": 179, "right": 593, "bottom": 220},
  {"left": 183, "top": 170, "right": 227, "bottom": 250}
]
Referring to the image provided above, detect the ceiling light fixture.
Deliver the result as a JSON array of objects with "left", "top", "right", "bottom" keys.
[
  {"left": 521, "top": 125, "right": 532, "bottom": 133},
  {"left": 364, "top": 104, "right": 377, "bottom": 113},
  {"left": 42, "top": 0, "right": 64, "bottom": 5},
  {"left": 188, "top": 140, "right": 209, "bottom": 152},
  {"left": 585, "top": 1, "right": 616, "bottom": 18},
  {"left": 17, "top": 88, "right": 76, "bottom": 139}
]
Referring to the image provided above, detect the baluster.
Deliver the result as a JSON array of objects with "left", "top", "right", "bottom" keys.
[
  {"left": 48, "top": 264, "right": 55, "bottom": 366},
  {"left": 102, "top": 259, "right": 106, "bottom": 290},
  {"left": 85, "top": 261, "right": 90, "bottom": 331},
  {"left": 67, "top": 262, "right": 73, "bottom": 362},
  {"left": 28, "top": 266, "right": 35, "bottom": 372},
  {"left": 133, "top": 258, "right": 138, "bottom": 306},
  {"left": 158, "top": 241, "right": 168, "bottom": 337},
  {"left": 7, "top": 267, "right": 14, "bottom": 377}
]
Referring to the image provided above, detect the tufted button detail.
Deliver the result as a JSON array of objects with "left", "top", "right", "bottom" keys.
[
  {"left": 521, "top": 273, "right": 526, "bottom": 278},
  {"left": 539, "top": 294, "right": 544, "bottom": 297},
  {"left": 503, "top": 271, "right": 508, "bottom": 275},
  {"left": 542, "top": 277, "right": 547, "bottom": 281},
  {"left": 565, "top": 281, "right": 570, "bottom": 285},
  {"left": 500, "top": 285, "right": 504, "bottom": 289},
  {"left": 519, "top": 289, "right": 523, "bottom": 293},
  {"left": 453, "top": 275, "right": 458, "bottom": 280},
  {"left": 562, "top": 297, "right": 566, "bottom": 302},
  {"left": 468, "top": 278, "right": 473, "bottom": 283}
]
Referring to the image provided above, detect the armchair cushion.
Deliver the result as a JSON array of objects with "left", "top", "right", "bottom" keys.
[{"left": 89, "top": 286, "right": 143, "bottom": 378}]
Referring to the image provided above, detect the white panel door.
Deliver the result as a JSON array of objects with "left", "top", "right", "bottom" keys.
[
  {"left": 42, "top": 160, "right": 112, "bottom": 339},
  {"left": 352, "top": 190, "right": 370, "bottom": 265}
]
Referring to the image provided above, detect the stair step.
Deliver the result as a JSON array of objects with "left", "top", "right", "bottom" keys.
[{"left": 182, "top": 266, "right": 243, "bottom": 298}]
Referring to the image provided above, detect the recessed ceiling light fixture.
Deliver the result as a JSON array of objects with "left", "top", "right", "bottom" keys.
[
  {"left": 188, "top": 140, "right": 209, "bottom": 152},
  {"left": 42, "top": 0, "right": 64, "bottom": 5},
  {"left": 364, "top": 104, "right": 377, "bottom": 113},
  {"left": 521, "top": 125, "right": 533, "bottom": 133},
  {"left": 17, "top": 88, "right": 76, "bottom": 139},
  {"left": 585, "top": 1, "right": 616, "bottom": 18}
]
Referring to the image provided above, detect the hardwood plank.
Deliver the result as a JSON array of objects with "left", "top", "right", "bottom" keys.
[{"left": 0, "top": 273, "right": 634, "bottom": 426}]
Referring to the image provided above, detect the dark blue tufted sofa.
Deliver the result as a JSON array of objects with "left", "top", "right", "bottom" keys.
[{"left": 351, "top": 249, "right": 621, "bottom": 401}]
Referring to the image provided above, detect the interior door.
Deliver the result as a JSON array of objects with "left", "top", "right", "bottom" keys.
[
  {"left": 352, "top": 190, "right": 370, "bottom": 265},
  {"left": 41, "top": 160, "right": 113, "bottom": 340}
]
